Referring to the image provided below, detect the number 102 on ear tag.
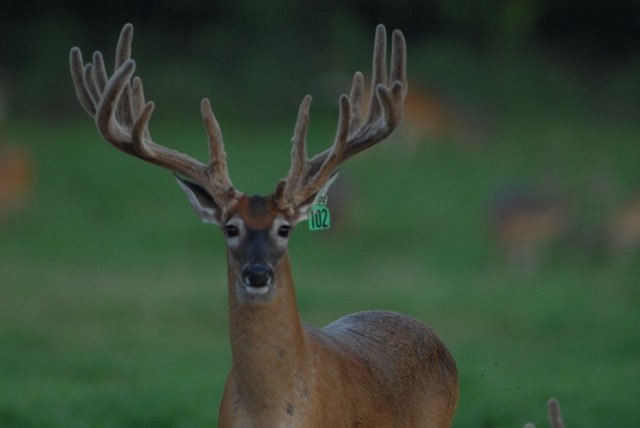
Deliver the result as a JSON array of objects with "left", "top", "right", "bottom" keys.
[{"left": 308, "top": 204, "right": 331, "bottom": 231}]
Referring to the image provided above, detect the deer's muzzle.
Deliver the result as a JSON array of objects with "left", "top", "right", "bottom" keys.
[{"left": 242, "top": 264, "right": 273, "bottom": 292}]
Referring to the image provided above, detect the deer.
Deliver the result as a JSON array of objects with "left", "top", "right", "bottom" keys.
[
  {"left": 489, "top": 185, "right": 570, "bottom": 275},
  {"left": 69, "top": 24, "right": 459, "bottom": 427},
  {"left": 605, "top": 190, "right": 640, "bottom": 262},
  {"left": 0, "top": 144, "right": 33, "bottom": 224},
  {"left": 0, "top": 89, "right": 33, "bottom": 224}
]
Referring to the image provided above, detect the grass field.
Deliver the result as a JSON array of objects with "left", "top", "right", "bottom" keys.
[{"left": 1, "top": 108, "right": 639, "bottom": 427}]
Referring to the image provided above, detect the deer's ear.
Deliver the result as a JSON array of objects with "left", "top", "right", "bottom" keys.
[
  {"left": 294, "top": 172, "right": 339, "bottom": 224},
  {"left": 175, "top": 176, "right": 222, "bottom": 225}
]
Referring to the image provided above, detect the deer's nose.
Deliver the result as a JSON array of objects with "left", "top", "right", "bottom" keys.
[{"left": 243, "top": 264, "right": 273, "bottom": 289}]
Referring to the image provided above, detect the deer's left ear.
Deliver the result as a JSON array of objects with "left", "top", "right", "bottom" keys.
[
  {"left": 293, "top": 172, "right": 339, "bottom": 225},
  {"left": 175, "top": 175, "right": 223, "bottom": 225}
]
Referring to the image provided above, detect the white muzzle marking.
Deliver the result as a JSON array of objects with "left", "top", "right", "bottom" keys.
[{"left": 242, "top": 278, "right": 271, "bottom": 295}]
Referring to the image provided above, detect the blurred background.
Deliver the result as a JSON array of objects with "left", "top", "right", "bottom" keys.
[{"left": 1, "top": 0, "right": 639, "bottom": 426}]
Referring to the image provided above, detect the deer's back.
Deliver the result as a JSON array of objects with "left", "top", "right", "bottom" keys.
[{"left": 309, "top": 310, "right": 458, "bottom": 427}]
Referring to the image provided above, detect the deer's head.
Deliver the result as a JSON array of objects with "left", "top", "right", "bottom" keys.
[{"left": 69, "top": 23, "right": 406, "bottom": 300}]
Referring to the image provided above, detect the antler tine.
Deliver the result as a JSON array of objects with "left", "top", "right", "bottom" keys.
[
  {"left": 70, "top": 48, "right": 95, "bottom": 115},
  {"left": 92, "top": 51, "right": 108, "bottom": 94},
  {"left": 275, "top": 95, "right": 312, "bottom": 213},
  {"left": 115, "top": 24, "right": 133, "bottom": 70},
  {"left": 114, "top": 24, "right": 134, "bottom": 126},
  {"left": 286, "top": 95, "right": 312, "bottom": 187},
  {"left": 390, "top": 29, "right": 408, "bottom": 96},
  {"left": 547, "top": 398, "right": 566, "bottom": 428},
  {"left": 70, "top": 24, "right": 237, "bottom": 202},
  {"left": 522, "top": 398, "right": 566, "bottom": 428},
  {"left": 348, "top": 72, "right": 365, "bottom": 134},
  {"left": 366, "top": 24, "right": 388, "bottom": 123},
  {"left": 94, "top": 59, "right": 138, "bottom": 147},
  {"left": 82, "top": 62, "right": 100, "bottom": 108},
  {"left": 201, "top": 98, "right": 241, "bottom": 201}
]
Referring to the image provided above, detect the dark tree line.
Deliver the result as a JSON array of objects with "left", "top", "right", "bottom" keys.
[{"left": 1, "top": 0, "right": 639, "bottom": 119}]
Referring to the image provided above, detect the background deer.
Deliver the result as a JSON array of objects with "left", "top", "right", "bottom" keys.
[
  {"left": 575, "top": 165, "right": 640, "bottom": 263},
  {"left": 0, "top": 143, "right": 33, "bottom": 225},
  {"left": 0, "top": 88, "right": 33, "bottom": 225},
  {"left": 604, "top": 190, "right": 640, "bottom": 262},
  {"left": 489, "top": 185, "right": 570, "bottom": 274},
  {"left": 70, "top": 24, "right": 459, "bottom": 427}
]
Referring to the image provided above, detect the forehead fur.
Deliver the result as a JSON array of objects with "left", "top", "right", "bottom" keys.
[{"left": 232, "top": 195, "right": 279, "bottom": 229}]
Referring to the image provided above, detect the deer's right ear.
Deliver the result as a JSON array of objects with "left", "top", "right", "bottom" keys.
[
  {"left": 175, "top": 176, "right": 222, "bottom": 225},
  {"left": 292, "top": 172, "right": 340, "bottom": 225}
]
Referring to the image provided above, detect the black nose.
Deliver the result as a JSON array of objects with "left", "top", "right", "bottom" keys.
[{"left": 243, "top": 264, "right": 273, "bottom": 288}]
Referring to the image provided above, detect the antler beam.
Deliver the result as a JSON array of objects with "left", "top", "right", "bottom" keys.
[{"left": 276, "top": 24, "right": 407, "bottom": 213}]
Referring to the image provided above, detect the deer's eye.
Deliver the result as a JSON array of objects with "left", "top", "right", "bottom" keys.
[
  {"left": 224, "top": 224, "right": 240, "bottom": 238},
  {"left": 277, "top": 225, "right": 292, "bottom": 238}
]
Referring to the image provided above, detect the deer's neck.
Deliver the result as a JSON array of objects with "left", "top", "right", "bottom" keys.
[{"left": 226, "top": 253, "right": 311, "bottom": 412}]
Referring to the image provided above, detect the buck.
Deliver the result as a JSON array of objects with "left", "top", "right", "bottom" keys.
[{"left": 70, "top": 24, "right": 459, "bottom": 427}]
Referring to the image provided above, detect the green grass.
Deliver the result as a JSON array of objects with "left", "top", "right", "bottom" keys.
[{"left": 1, "top": 110, "right": 639, "bottom": 427}]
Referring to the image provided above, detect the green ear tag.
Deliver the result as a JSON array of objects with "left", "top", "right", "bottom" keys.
[{"left": 308, "top": 195, "right": 331, "bottom": 231}]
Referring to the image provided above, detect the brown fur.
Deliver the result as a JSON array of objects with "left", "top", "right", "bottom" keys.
[{"left": 218, "top": 197, "right": 458, "bottom": 427}]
